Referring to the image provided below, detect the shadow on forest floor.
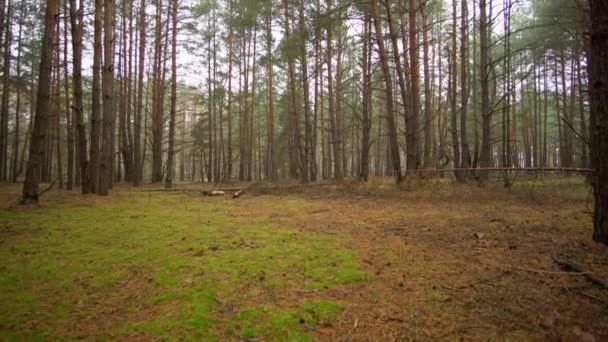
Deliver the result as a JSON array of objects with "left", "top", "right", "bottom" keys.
[{"left": 0, "top": 177, "right": 606, "bottom": 341}]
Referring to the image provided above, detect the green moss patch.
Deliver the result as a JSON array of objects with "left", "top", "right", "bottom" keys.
[{"left": 0, "top": 192, "right": 364, "bottom": 340}]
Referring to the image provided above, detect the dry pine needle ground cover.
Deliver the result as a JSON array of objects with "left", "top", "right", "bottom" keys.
[{"left": 0, "top": 177, "right": 606, "bottom": 341}]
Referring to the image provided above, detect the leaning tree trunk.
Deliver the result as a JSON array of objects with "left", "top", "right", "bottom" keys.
[
  {"left": 590, "top": 0, "right": 608, "bottom": 245},
  {"left": 371, "top": 0, "right": 402, "bottom": 183},
  {"left": 22, "top": 0, "right": 59, "bottom": 204}
]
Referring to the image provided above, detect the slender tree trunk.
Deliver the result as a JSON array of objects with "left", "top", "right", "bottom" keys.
[
  {"left": 226, "top": 0, "right": 234, "bottom": 179},
  {"left": 460, "top": 0, "right": 471, "bottom": 171},
  {"left": 265, "top": 3, "right": 275, "bottom": 180},
  {"left": 450, "top": 0, "right": 460, "bottom": 173},
  {"left": 576, "top": 47, "right": 588, "bottom": 168},
  {"left": 299, "top": 0, "right": 311, "bottom": 184},
  {"left": 407, "top": 0, "right": 420, "bottom": 170},
  {"left": 326, "top": 0, "right": 341, "bottom": 180},
  {"left": 11, "top": 1, "right": 24, "bottom": 183},
  {"left": 98, "top": 0, "right": 114, "bottom": 196},
  {"left": 421, "top": 1, "right": 432, "bottom": 168},
  {"left": 0, "top": 0, "right": 12, "bottom": 181},
  {"left": 165, "top": 0, "right": 177, "bottom": 189},
  {"left": 133, "top": 0, "right": 145, "bottom": 186},
  {"left": 61, "top": 4, "right": 73, "bottom": 189},
  {"left": 360, "top": 14, "right": 372, "bottom": 181},
  {"left": 478, "top": 0, "right": 491, "bottom": 181},
  {"left": 54, "top": 34, "right": 63, "bottom": 189},
  {"left": 90, "top": 0, "right": 103, "bottom": 193}
]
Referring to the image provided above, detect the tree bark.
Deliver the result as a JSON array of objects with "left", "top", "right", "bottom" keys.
[
  {"left": 360, "top": 13, "right": 372, "bottom": 181},
  {"left": 589, "top": 0, "right": 608, "bottom": 244},
  {"left": 98, "top": 0, "right": 115, "bottom": 195},
  {"left": 460, "top": 0, "right": 471, "bottom": 171},
  {"left": 21, "top": 0, "right": 59, "bottom": 204},
  {"left": 265, "top": 2, "right": 275, "bottom": 180},
  {"left": 0, "top": 0, "right": 12, "bottom": 181},
  {"left": 326, "top": 0, "right": 342, "bottom": 180},
  {"left": 90, "top": 0, "right": 103, "bottom": 193},
  {"left": 11, "top": 0, "right": 24, "bottom": 183},
  {"left": 133, "top": 0, "right": 146, "bottom": 186},
  {"left": 165, "top": 0, "right": 177, "bottom": 189},
  {"left": 478, "top": 0, "right": 491, "bottom": 181},
  {"left": 407, "top": 0, "right": 420, "bottom": 170},
  {"left": 69, "top": 0, "right": 89, "bottom": 193}
]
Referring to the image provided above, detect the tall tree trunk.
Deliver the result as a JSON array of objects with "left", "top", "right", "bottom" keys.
[
  {"left": 151, "top": 0, "right": 164, "bottom": 183},
  {"left": 90, "top": 0, "right": 103, "bottom": 193},
  {"left": 54, "top": 33, "right": 63, "bottom": 189},
  {"left": 371, "top": 0, "right": 401, "bottom": 183},
  {"left": 11, "top": 0, "right": 24, "bottom": 183},
  {"left": 226, "top": 0, "right": 234, "bottom": 180},
  {"left": 283, "top": 0, "right": 304, "bottom": 181},
  {"left": 98, "top": 0, "right": 114, "bottom": 195},
  {"left": 21, "top": 0, "right": 59, "bottom": 204},
  {"left": 360, "top": 13, "right": 372, "bottom": 181},
  {"left": 460, "top": 0, "right": 471, "bottom": 171},
  {"left": 406, "top": 0, "right": 420, "bottom": 170},
  {"left": 299, "top": 0, "right": 311, "bottom": 184},
  {"left": 63, "top": 4, "right": 73, "bottom": 189},
  {"left": 478, "top": 0, "right": 491, "bottom": 181},
  {"left": 590, "top": 0, "right": 608, "bottom": 244},
  {"left": 265, "top": 2, "right": 275, "bottom": 180},
  {"left": 421, "top": 1, "right": 432, "bottom": 168},
  {"left": 326, "top": 0, "right": 341, "bottom": 180},
  {"left": 133, "top": 0, "right": 146, "bottom": 186},
  {"left": 577, "top": 47, "right": 588, "bottom": 168},
  {"left": 165, "top": 0, "right": 177, "bottom": 189},
  {"left": 0, "top": 0, "right": 12, "bottom": 181},
  {"left": 450, "top": 0, "right": 460, "bottom": 173},
  {"left": 69, "top": 0, "right": 89, "bottom": 193}
]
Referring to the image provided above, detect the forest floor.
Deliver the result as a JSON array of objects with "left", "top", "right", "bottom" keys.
[{"left": 0, "top": 177, "right": 607, "bottom": 341}]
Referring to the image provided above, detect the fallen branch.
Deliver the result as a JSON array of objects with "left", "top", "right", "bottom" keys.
[
  {"left": 497, "top": 263, "right": 591, "bottom": 275},
  {"left": 232, "top": 189, "right": 245, "bottom": 198},
  {"left": 552, "top": 254, "right": 608, "bottom": 289}
]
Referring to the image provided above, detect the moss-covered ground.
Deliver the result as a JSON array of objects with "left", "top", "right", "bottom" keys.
[
  {"left": 0, "top": 178, "right": 607, "bottom": 340},
  {"left": 0, "top": 191, "right": 361, "bottom": 340}
]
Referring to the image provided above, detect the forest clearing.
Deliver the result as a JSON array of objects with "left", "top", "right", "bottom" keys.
[{"left": 1, "top": 178, "right": 607, "bottom": 340}]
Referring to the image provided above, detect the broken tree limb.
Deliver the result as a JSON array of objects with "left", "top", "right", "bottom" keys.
[
  {"left": 552, "top": 254, "right": 608, "bottom": 289},
  {"left": 232, "top": 189, "right": 245, "bottom": 198}
]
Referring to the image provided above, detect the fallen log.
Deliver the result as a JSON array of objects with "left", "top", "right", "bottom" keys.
[
  {"left": 552, "top": 254, "right": 608, "bottom": 289},
  {"left": 201, "top": 190, "right": 226, "bottom": 197}
]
